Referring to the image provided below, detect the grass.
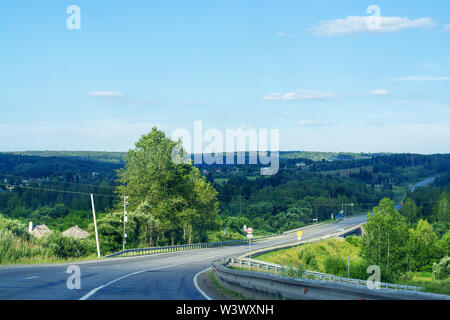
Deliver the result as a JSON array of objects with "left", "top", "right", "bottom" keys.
[
  {"left": 397, "top": 272, "right": 450, "bottom": 295},
  {"left": 208, "top": 269, "right": 247, "bottom": 300},
  {"left": 257, "top": 237, "right": 362, "bottom": 274},
  {"left": 318, "top": 165, "right": 374, "bottom": 176},
  {"left": 256, "top": 237, "right": 450, "bottom": 295}
]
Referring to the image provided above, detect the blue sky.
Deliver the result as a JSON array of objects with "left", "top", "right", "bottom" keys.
[{"left": 0, "top": 0, "right": 449, "bottom": 153}]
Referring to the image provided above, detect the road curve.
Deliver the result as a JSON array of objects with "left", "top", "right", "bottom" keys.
[{"left": 0, "top": 215, "right": 366, "bottom": 300}]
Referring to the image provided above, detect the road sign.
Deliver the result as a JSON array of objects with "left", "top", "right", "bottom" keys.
[
  {"left": 297, "top": 230, "right": 303, "bottom": 241},
  {"left": 246, "top": 227, "right": 253, "bottom": 234},
  {"left": 247, "top": 233, "right": 253, "bottom": 239}
]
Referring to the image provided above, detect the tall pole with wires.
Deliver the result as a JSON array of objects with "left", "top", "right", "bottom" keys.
[{"left": 90, "top": 194, "right": 101, "bottom": 258}]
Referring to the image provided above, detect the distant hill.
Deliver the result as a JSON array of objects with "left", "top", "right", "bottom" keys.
[{"left": 5, "top": 151, "right": 126, "bottom": 165}]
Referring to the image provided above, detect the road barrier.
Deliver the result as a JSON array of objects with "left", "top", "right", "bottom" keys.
[
  {"left": 212, "top": 259, "right": 449, "bottom": 300},
  {"left": 225, "top": 258, "right": 422, "bottom": 292},
  {"left": 105, "top": 216, "right": 342, "bottom": 258}
]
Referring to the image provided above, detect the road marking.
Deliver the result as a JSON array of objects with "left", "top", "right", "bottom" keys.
[
  {"left": 193, "top": 267, "right": 213, "bottom": 300},
  {"left": 24, "top": 276, "right": 38, "bottom": 280},
  {"left": 79, "top": 253, "right": 226, "bottom": 300}
]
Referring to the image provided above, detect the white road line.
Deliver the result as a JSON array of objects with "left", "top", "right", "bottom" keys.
[
  {"left": 193, "top": 267, "right": 213, "bottom": 300},
  {"left": 79, "top": 253, "right": 226, "bottom": 300},
  {"left": 24, "top": 276, "right": 38, "bottom": 280}
]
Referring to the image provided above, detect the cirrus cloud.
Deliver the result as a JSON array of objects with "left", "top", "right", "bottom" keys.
[
  {"left": 263, "top": 90, "right": 339, "bottom": 101},
  {"left": 390, "top": 75, "right": 450, "bottom": 82},
  {"left": 87, "top": 91, "right": 124, "bottom": 97},
  {"left": 310, "top": 16, "right": 436, "bottom": 36}
]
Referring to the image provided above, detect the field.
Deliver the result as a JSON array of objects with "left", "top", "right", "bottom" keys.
[{"left": 318, "top": 165, "right": 374, "bottom": 176}]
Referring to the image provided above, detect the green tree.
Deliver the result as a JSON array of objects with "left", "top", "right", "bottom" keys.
[
  {"left": 401, "top": 198, "right": 418, "bottom": 226},
  {"left": 361, "top": 198, "right": 409, "bottom": 280},
  {"left": 406, "top": 219, "right": 441, "bottom": 272},
  {"left": 116, "top": 127, "right": 218, "bottom": 246},
  {"left": 434, "top": 195, "right": 449, "bottom": 235}
]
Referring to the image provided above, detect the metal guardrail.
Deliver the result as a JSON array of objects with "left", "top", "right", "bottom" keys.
[
  {"left": 105, "top": 216, "right": 339, "bottom": 258},
  {"left": 105, "top": 234, "right": 279, "bottom": 258},
  {"left": 226, "top": 258, "right": 423, "bottom": 292},
  {"left": 212, "top": 259, "right": 449, "bottom": 300}
]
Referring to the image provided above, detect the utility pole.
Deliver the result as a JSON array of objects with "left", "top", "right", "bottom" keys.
[
  {"left": 123, "top": 196, "right": 129, "bottom": 251},
  {"left": 90, "top": 194, "right": 101, "bottom": 258}
]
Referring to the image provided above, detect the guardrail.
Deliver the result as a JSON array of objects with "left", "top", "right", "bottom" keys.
[
  {"left": 212, "top": 259, "right": 449, "bottom": 300},
  {"left": 226, "top": 258, "right": 423, "bottom": 292},
  {"left": 105, "top": 216, "right": 339, "bottom": 258}
]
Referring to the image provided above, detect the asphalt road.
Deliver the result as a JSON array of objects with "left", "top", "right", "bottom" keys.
[{"left": 0, "top": 215, "right": 366, "bottom": 300}]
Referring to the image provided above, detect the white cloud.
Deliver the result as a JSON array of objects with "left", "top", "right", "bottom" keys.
[
  {"left": 87, "top": 91, "right": 124, "bottom": 97},
  {"left": 298, "top": 120, "right": 318, "bottom": 126},
  {"left": 419, "top": 63, "right": 441, "bottom": 72},
  {"left": 263, "top": 90, "right": 339, "bottom": 101},
  {"left": 369, "top": 89, "right": 389, "bottom": 95},
  {"left": 310, "top": 16, "right": 435, "bottom": 36},
  {"left": 444, "top": 24, "right": 450, "bottom": 32},
  {"left": 276, "top": 32, "right": 295, "bottom": 38},
  {"left": 390, "top": 75, "right": 450, "bottom": 81},
  {"left": 262, "top": 93, "right": 282, "bottom": 100}
]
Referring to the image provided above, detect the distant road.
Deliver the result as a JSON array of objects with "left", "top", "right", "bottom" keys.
[
  {"left": 410, "top": 177, "right": 436, "bottom": 193},
  {"left": 0, "top": 215, "right": 366, "bottom": 300},
  {"left": 395, "top": 176, "right": 437, "bottom": 210}
]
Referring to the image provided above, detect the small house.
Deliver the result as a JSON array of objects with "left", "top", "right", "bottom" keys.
[{"left": 62, "top": 225, "right": 89, "bottom": 239}]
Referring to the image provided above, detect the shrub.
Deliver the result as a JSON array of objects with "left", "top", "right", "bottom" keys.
[
  {"left": 345, "top": 236, "right": 362, "bottom": 248},
  {"left": 432, "top": 256, "right": 450, "bottom": 280},
  {"left": 40, "top": 233, "right": 95, "bottom": 258},
  {"left": 282, "top": 262, "right": 305, "bottom": 279},
  {"left": 298, "top": 247, "right": 318, "bottom": 269},
  {"left": 324, "top": 256, "right": 347, "bottom": 277}
]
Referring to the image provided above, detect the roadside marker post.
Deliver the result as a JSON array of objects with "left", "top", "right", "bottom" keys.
[
  {"left": 297, "top": 230, "right": 303, "bottom": 246},
  {"left": 246, "top": 227, "right": 253, "bottom": 259}
]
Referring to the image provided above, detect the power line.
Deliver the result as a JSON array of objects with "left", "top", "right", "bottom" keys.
[
  {"left": 0, "top": 173, "right": 119, "bottom": 189},
  {"left": 0, "top": 183, "right": 117, "bottom": 198}
]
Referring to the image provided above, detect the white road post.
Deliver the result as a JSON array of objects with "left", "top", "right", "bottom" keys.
[
  {"left": 90, "top": 193, "right": 101, "bottom": 258},
  {"left": 348, "top": 256, "right": 350, "bottom": 278},
  {"left": 123, "top": 196, "right": 129, "bottom": 251}
]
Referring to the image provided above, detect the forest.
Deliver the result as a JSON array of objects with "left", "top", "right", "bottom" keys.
[{"left": 0, "top": 133, "right": 449, "bottom": 256}]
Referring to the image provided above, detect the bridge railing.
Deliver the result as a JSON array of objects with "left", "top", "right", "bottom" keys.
[{"left": 225, "top": 257, "right": 423, "bottom": 292}]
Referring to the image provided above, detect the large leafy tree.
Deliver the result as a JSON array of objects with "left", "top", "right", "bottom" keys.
[
  {"left": 401, "top": 198, "right": 418, "bottom": 226},
  {"left": 361, "top": 198, "right": 409, "bottom": 280},
  {"left": 406, "top": 219, "right": 442, "bottom": 272},
  {"left": 116, "top": 127, "right": 218, "bottom": 246}
]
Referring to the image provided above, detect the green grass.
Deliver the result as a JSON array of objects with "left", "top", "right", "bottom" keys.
[
  {"left": 213, "top": 178, "right": 228, "bottom": 185},
  {"left": 397, "top": 272, "right": 450, "bottom": 295},
  {"left": 318, "top": 165, "right": 374, "bottom": 176},
  {"left": 208, "top": 269, "right": 247, "bottom": 300},
  {"left": 257, "top": 237, "right": 362, "bottom": 274}
]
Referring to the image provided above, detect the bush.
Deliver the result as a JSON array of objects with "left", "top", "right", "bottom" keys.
[
  {"left": 297, "top": 247, "right": 318, "bottom": 269},
  {"left": 282, "top": 262, "right": 305, "bottom": 279},
  {"left": 324, "top": 256, "right": 347, "bottom": 277},
  {"left": 345, "top": 236, "right": 362, "bottom": 248},
  {"left": 0, "top": 214, "right": 30, "bottom": 239},
  {"left": 432, "top": 256, "right": 450, "bottom": 280},
  {"left": 40, "top": 233, "right": 95, "bottom": 259}
]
